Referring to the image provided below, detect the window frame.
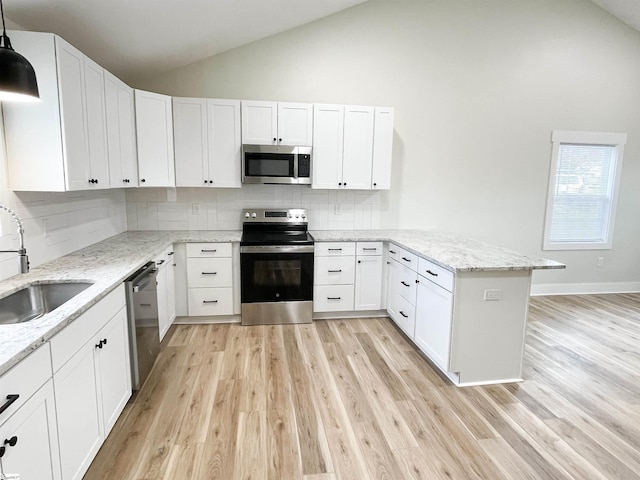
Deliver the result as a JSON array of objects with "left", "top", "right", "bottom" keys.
[{"left": 543, "top": 130, "right": 627, "bottom": 251}]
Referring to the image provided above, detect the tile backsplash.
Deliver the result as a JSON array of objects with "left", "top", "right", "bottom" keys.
[{"left": 126, "top": 185, "right": 391, "bottom": 231}]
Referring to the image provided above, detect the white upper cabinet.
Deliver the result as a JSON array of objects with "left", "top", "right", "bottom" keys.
[
  {"left": 242, "top": 100, "right": 312, "bottom": 146},
  {"left": 173, "top": 97, "right": 241, "bottom": 188},
  {"left": 312, "top": 104, "right": 344, "bottom": 190},
  {"left": 135, "top": 89, "right": 175, "bottom": 187},
  {"left": 313, "top": 104, "right": 386, "bottom": 190},
  {"left": 105, "top": 71, "right": 138, "bottom": 187},
  {"left": 371, "top": 107, "right": 395, "bottom": 190},
  {"left": 342, "top": 105, "right": 375, "bottom": 189},
  {"left": 3, "top": 32, "right": 110, "bottom": 191}
]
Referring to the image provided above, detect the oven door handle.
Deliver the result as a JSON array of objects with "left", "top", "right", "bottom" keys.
[{"left": 240, "top": 245, "right": 315, "bottom": 254}]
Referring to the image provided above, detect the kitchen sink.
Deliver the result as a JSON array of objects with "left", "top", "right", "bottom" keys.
[{"left": 0, "top": 282, "right": 93, "bottom": 325}]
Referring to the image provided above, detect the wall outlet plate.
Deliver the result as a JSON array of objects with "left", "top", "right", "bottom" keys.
[{"left": 484, "top": 289, "right": 502, "bottom": 301}]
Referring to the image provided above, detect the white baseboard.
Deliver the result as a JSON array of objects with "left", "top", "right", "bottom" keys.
[{"left": 531, "top": 282, "right": 640, "bottom": 296}]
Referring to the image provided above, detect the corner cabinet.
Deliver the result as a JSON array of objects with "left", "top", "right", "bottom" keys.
[
  {"left": 241, "top": 100, "right": 313, "bottom": 146},
  {"left": 3, "top": 31, "right": 110, "bottom": 191},
  {"left": 134, "top": 90, "right": 175, "bottom": 187},
  {"left": 173, "top": 97, "right": 242, "bottom": 188},
  {"left": 312, "top": 104, "right": 394, "bottom": 190}
]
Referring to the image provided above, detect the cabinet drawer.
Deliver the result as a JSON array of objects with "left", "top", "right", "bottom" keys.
[
  {"left": 188, "top": 288, "right": 234, "bottom": 316},
  {"left": 356, "top": 241, "right": 383, "bottom": 256},
  {"left": 314, "top": 256, "right": 355, "bottom": 285},
  {"left": 418, "top": 257, "right": 454, "bottom": 292},
  {"left": 187, "top": 258, "right": 233, "bottom": 288},
  {"left": 50, "top": 285, "right": 126, "bottom": 372},
  {"left": 389, "top": 244, "right": 418, "bottom": 271},
  {"left": 186, "top": 242, "right": 232, "bottom": 258},
  {"left": 396, "top": 263, "right": 418, "bottom": 304},
  {"left": 155, "top": 244, "right": 175, "bottom": 268},
  {"left": 390, "top": 294, "right": 416, "bottom": 338},
  {"left": 314, "top": 285, "right": 355, "bottom": 312},
  {"left": 315, "top": 242, "right": 356, "bottom": 257},
  {"left": 0, "top": 344, "right": 52, "bottom": 424}
]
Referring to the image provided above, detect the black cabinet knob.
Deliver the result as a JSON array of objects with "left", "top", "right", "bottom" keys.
[
  {"left": 204, "top": 180, "right": 208, "bottom": 184},
  {"left": 141, "top": 179, "right": 146, "bottom": 183},
  {"left": 278, "top": 138, "right": 282, "bottom": 142},
  {"left": 273, "top": 137, "right": 277, "bottom": 142},
  {"left": 4, "top": 436, "right": 17, "bottom": 447},
  {"left": 338, "top": 182, "right": 342, "bottom": 186},
  {"left": 373, "top": 183, "right": 377, "bottom": 187}
]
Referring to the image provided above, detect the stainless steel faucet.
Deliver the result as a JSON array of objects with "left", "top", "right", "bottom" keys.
[{"left": 0, "top": 204, "right": 29, "bottom": 273}]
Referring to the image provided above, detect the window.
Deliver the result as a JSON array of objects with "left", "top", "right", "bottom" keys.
[{"left": 543, "top": 131, "right": 626, "bottom": 250}]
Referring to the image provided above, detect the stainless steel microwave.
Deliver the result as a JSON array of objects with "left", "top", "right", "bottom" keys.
[{"left": 241, "top": 145, "right": 312, "bottom": 185}]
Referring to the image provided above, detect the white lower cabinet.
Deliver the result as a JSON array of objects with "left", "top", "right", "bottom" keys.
[
  {"left": 386, "top": 244, "right": 418, "bottom": 337},
  {"left": 415, "top": 276, "right": 454, "bottom": 370},
  {"left": 313, "top": 242, "right": 355, "bottom": 312},
  {"left": 156, "top": 246, "right": 177, "bottom": 341},
  {"left": 186, "top": 243, "right": 234, "bottom": 316},
  {"left": 354, "top": 242, "right": 383, "bottom": 310},
  {"left": 50, "top": 285, "right": 130, "bottom": 480},
  {"left": 0, "top": 344, "right": 61, "bottom": 480}
]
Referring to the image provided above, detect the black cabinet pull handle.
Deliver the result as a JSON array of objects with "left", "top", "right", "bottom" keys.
[
  {"left": 201, "top": 249, "right": 217, "bottom": 253},
  {"left": 328, "top": 248, "right": 342, "bottom": 251},
  {"left": 0, "top": 446, "right": 4, "bottom": 458},
  {"left": 402, "top": 257, "right": 411, "bottom": 262},
  {"left": 389, "top": 250, "right": 396, "bottom": 254},
  {"left": 96, "top": 340, "right": 104, "bottom": 349},
  {"left": 168, "top": 252, "right": 174, "bottom": 256},
  {"left": 415, "top": 279, "right": 420, "bottom": 284},
  {"left": 157, "top": 259, "right": 165, "bottom": 266},
  {"left": 0, "top": 394, "right": 19, "bottom": 415},
  {"left": 4, "top": 436, "right": 18, "bottom": 447},
  {"left": 401, "top": 281, "right": 410, "bottom": 287},
  {"left": 425, "top": 269, "right": 438, "bottom": 277},
  {"left": 362, "top": 248, "right": 377, "bottom": 251},
  {"left": 328, "top": 269, "right": 342, "bottom": 273},
  {"left": 203, "top": 300, "right": 218, "bottom": 304},
  {"left": 327, "top": 297, "right": 341, "bottom": 300},
  {"left": 103, "top": 338, "right": 108, "bottom": 346},
  {"left": 202, "top": 272, "right": 217, "bottom": 275},
  {"left": 399, "top": 311, "right": 408, "bottom": 318}
]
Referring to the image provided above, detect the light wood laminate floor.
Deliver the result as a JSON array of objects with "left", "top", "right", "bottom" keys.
[{"left": 85, "top": 293, "right": 640, "bottom": 479}]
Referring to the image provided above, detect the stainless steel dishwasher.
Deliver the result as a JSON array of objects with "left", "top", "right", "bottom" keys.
[{"left": 125, "top": 261, "right": 159, "bottom": 390}]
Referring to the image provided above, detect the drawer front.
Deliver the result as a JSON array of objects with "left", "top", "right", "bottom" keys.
[
  {"left": 356, "top": 241, "right": 383, "bottom": 256},
  {"left": 315, "top": 242, "right": 356, "bottom": 257},
  {"left": 156, "top": 245, "right": 175, "bottom": 268},
  {"left": 418, "top": 257, "right": 454, "bottom": 292},
  {"left": 186, "top": 242, "right": 232, "bottom": 258},
  {"left": 187, "top": 258, "right": 233, "bottom": 288},
  {"left": 0, "top": 343, "right": 52, "bottom": 424},
  {"left": 396, "top": 264, "right": 418, "bottom": 304},
  {"left": 188, "top": 288, "right": 234, "bottom": 316},
  {"left": 50, "top": 285, "right": 126, "bottom": 372},
  {"left": 313, "top": 285, "right": 355, "bottom": 312},
  {"left": 389, "top": 244, "right": 418, "bottom": 271},
  {"left": 314, "top": 256, "right": 355, "bottom": 285},
  {"left": 391, "top": 294, "right": 416, "bottom": 338}
]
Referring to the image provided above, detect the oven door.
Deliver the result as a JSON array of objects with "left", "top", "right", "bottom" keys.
[
  {"left": 240, "top": 245, "right": 314, "bottom": 303},
  {"left": 242, "top": 147, "right": 297, "bottom": 184}
]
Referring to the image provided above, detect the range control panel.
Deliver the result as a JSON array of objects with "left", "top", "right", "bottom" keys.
[{"left": 241, "top": 208, "right": 307, "bottom": 223}]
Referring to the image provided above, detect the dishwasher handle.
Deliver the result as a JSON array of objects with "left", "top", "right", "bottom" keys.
[{"left": 133, "top": 270, "right": 157, "bottom": 292}]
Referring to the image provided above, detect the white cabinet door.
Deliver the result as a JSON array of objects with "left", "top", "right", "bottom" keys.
[
  {"left": 105, "top": 71, "right": 138, "bottom": 187},
  {"left": 208, "top": 99, "right": 242, "bottom": 187},
  {"left": 83, "top": 56, "right": 109, "bottom": 188},
  {"left": 54, "top": 342, "right": 103, "bottom": 480},
  {"left": 342, "top": 105, "right": 374, "bottom": 189},
  {"left": 56, "top": 36, "right": 89, "bottom": 191},
  {"left": 277, "top": 102, "right": 313, "bottom": 146},
  {"left": 242, "top": 100, "right": 278, "bottom": 145},
  {"left": 157, "top": 263, "right": 170, "bottom": 341},
  {"left": 312, "top": 104, "right": 344, "bottom": 189},
  {"left": 173, "top": 97, "right": 208, "bottom": 187},
  {"left": 94, "top": 307, "right": 131, "bottom": 437},
  {"left": 135, "top": 89, "right": 175, "bottom": 187},
  {"left": 355, "top": 255, "right": 383, "bottom": 310},
  {"left": 415, "top": 278, "right": 454, "bottom": 370},
  {"left": 371, "top": 107, "right": 394, "bottom": 190},
  {"left": 0, "top": 380, "right": 61, "bottom": 480}
]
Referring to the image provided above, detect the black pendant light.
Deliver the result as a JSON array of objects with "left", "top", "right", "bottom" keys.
[{"left": 0, "top": 0, "right": 39, "bottom": 102}]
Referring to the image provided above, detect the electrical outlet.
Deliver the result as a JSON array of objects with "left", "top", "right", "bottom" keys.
[
  {"left": 192, "top": 203, "right": 201, "bottom": 215},
  {"left": 334, "top": 204, "right": 341, "bottom": 215},
  {"left": 484, "top": 289, "right": 502, "bottom": 301},
  {"left": 597, "top": 257, "right": 604, "bottom": 267}
]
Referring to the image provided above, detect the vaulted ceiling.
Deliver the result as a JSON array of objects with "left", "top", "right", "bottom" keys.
[{"left": 2, "top": 0, "right": 638, "bottom": 83}]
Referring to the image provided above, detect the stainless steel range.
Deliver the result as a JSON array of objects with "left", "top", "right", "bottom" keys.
[{"left": 240, "top": 208, "right": 314, "bottom": 325}]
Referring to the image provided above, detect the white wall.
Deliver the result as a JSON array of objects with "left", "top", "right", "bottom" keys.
[{"left": 135, "top": 0, "right": 640, "bottom": 291}]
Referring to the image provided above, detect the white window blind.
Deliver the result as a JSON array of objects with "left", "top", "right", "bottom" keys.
[{"left": 543, "top": 131, "right": 626, "bottom": 250}]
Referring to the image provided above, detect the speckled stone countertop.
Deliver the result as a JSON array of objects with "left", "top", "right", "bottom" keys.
[
  {"left": 0, "top": 231, "right": 241, "bottom": 376},
  {"left": 0, "top": 228, "right": 562, "bottom": 377},
  {"left": 310, "top": 229, "right": 564, "bottom": 272}
]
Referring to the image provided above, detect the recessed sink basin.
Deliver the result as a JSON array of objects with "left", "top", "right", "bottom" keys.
[{"left": 0, "top": 282, "right": 93, "bottom": 325}]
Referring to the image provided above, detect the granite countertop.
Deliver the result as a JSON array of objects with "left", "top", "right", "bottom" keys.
[
  {"left": 0, "top": 230, "right": 241, "bottom": 376},
  {"left": 310, "top": 229, "right": 564, "bottom": 272},
  {"left": 0, "top": 228, "right": 562, "bottom": 377}
]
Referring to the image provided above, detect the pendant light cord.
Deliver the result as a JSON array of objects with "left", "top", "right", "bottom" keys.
[{"left": 0, "top": 0, "right": 10, "bottom": 49}]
